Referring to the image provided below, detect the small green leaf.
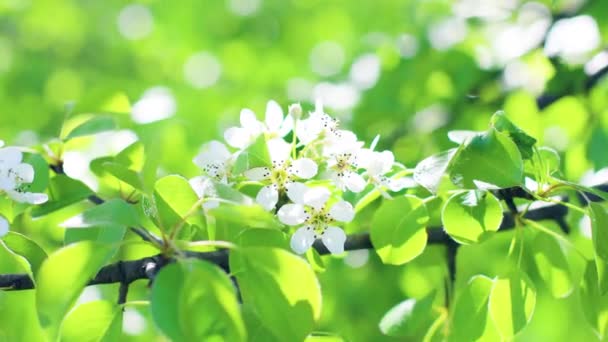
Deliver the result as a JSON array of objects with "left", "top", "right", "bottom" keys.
[
  {"left": 210, "top": 204, "right": 282, "bottom": 230},
  {"left": 115, "top": 141, "right": 145, "bottom": 172},
  {"left": 450, "top": 275, "right": 494, "bottom": 341},
  {"left": 413, "top": 149, "right": 457, "bottom": 194},
  {"left": 370, "top": 195, "right": 429, "bottom": 265},
  {"left": 530, "top": 233, "right": 573, "bottom": 298},
  {"left": 102, "top": 162, "right": 145, "bottom": 191},
  {"left": 491, "top": 111, "right": 537, "bottom": 160},
  {"left": 60, "top": 300, "right": 122, "bottom": 342},
  {"left": 237, "top": 229, "right": 289, "bottom": 249},
  {"left": 22, "top": 153, "right": 49, "bottom": 193},
  {"left": 31, "top": 175, "right": 94, "bottom": 217},
  {"left": 488, "top": 272, "right": 536, "bottom": 338},
  {"left": 448, "top": 129, "right": 524, "bottom": 189},
  {"left": 153, "top": 175, "right": 202, "bottom": 232},
  {"left": 230, "top": 247, "right": 322, "bottom": 341},
  {"left": 441, "top": 190, "right": 502, "bottom": 244},
  {"left": 379, "top": 292, "right": 437, "bottom": 338},
  {"left": 590, "top": 203, "right": 608, "bottom": 294},
  {"left": 2, "top": 232, "right": 47, "bottom": 276},
  {"left": 151, "top": 259, "right": 246, "bottom": 341},
  {"left": 232, "top": 135, "right": 271, "bottom": 174},
  {"left": 64, "top": 116, "right": 116, "bottom": 141},
  {"left": 35, "top": 242, "right": 114, "bottom": 341}
]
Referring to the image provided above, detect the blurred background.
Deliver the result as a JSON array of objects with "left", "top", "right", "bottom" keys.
[{"left": 1, "top": 0, "right": 608, "bottom": 340}]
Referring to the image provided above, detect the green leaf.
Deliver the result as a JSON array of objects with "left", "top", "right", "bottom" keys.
[
  {"left": 237, "top": 229, "right": 289, "bottom": 249},
  {"left": 210, "top": 204, "right": 282, "bottom": 230},
  {"left": 62, "top": 199, "right": 138, "bottom": 246},
  {"left": 153, "top": 175, "right": 202, "bottom": 233},
  {"left": 151, "top": 259, "right": 246, "bottom": 341},
  {"left": 370, "top": 195, "right": 429, "bottom": 265},
  {"left": 2, "top": 232, "right": 47, "bottom": 276},
  {"left": 64, "top": 116, "right": 116, "bottom": 141},
  {"left": 36, "top": 241, "right": 114, "bottom": 341},
  {"left": 441, "top": 190, "right": 502, "bottom": 244},
  {"left": 0, "top": 242, "right": 44, "bottom": 341},
  {"left": 488, "top": 272, "right": 536, "bottom": 338},
  {"left": 232, "top": 135, "right": 271, "bottom": 174},
  {"left": 450, "top": 275, "right": 494, "bottom": 341},
  {"left": 102, "top": 162, "right": 145, "bottom": 191},
  {"left": 448, "top": 129, "right": 524, "bottom": 189},
  {"left": 530, "top": 233, "right": 573, "bottom": 298},
  {"left": 60, "top": 300, "right": 122, "bottom": 342},
  {"left": 22, "top": 153, "right": 49, "bottom": 193},
  {"left": 31, "top": 175, "right": 94, "bottom": 217},
  {"left": 590, "top": 203, "right": 608, "bottom": 294},
  {"left": 580, "top": 261, "right": 608, "bottom": 336},
  {"left": 491, "top": 111, "right": 537, "bottom": 160},
  {"left": 413, "top": 149, "right": 457, "bottom": 194},
  {"left": 115, "top": 141, "right": 145, "bottom": 172},
  {"left": 378, "top": 292, "right": 437, "bottom": 338},
  {"left": 230, "top": 247, "right": 322, "bottom": 341}
]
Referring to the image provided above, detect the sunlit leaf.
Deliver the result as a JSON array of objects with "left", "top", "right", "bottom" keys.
[
  {"left": 64, "top": 116, "right": 116, "bottom": 141},
  {"left": 441, "top": 190, "right": 502, "bottom": 244},
  {"left": 488, "top": 272, "right": 536, "bottom": 338},
  {"left": 370, "top": 195, "right": 428, "bottom": 265}
]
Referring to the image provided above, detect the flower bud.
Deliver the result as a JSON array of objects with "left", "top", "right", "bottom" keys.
[{"left": 288, "top": 103, "right": 303, "bottom": 120}]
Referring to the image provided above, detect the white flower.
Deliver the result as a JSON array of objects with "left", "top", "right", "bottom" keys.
[
  {"left": 359, "top": 149, "right": 407, "bottom": 193},
  {"left": 188, "top": 176, "right": 220, "bottom": 210},
  {"left": 277, "top": 185, "right": 353, "bottom": 255},
  {"left": 193, "top": 140, "right": 232, "bottom": 183},
  {"left": 295, "top": 100, "right": 340, "bottom": 145},
  {"left": 0, "top": 215, "right": 8, "bottom": 237},
  {"left": 244, "top": 139, "right": 317, "bottom": 211},
  {"left": 326, "top": 148, "right": 366, "bottom": 193},
  {"left": 0, "top": 146, "right": 48, "bottom": 204},
  {"left": 224, "top": 100, "right": 293, "bottom": 149}
]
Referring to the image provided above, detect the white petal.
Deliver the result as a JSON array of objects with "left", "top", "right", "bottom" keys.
[
  {"left": 265, "top": 100, "right": 284, "bottom": 133},
  {"left": 278, "top": 114, "right": 294, "bottom": 137},
  {"left": 290, "top": 226, "right": 316, "bottom": 254},
  {"left": 8, "top": 191, "right": 48, "bottom": 204},
  {"left": 303, "top": 187, "right": 330, "bottom": 210},
  {"left": 370, "top": 134, "right": 380, "bottom": 151},
  {"left": 189, "top": 176, "right": 211, "bottom": 198},
  {"left": 285, "top": 182, "right": 308, "bottom": 204},
  {"left": 0, "top": 216, "right": 8, "bottom": 237},
  {"left": 244, "top": 167, "right": 271, "bottom": 181},
  {"left": 343, "top": 172, "right": 366, "bottom": 193},
  {"left": 329, "top": 200, "right": 355, "bottom": 222},
  {"left": 224, "top": 127, "right": 251, "bottom": 149},
  {"left": 240, "top": 108, "right": 259, "bottom": 128},
  {"left": 321, "top": 226, "right": 346, "bottom": 254},
  {"left": 277, "top": 204, "right": 307, "bottom": 226},
  {"left": 256, "top": 185, "right": 279, "bottom": 211},
  {"left": 13, "top": 163, "right": 34, "bottom": 183},
  {"left": 290, "top": 158, "right": 318, "bottom": 179},
  {"left": 0, "top": 147, "right": 23, "bottom": 166},
  {"left": 296, "top": 117, "right": 323, "bottom": 144},
  {"left": 203, "top": 200, "right": 220, "bottom": 210},
  {"left": 267, "top": 138, "right": 291, "bottom": 163}
]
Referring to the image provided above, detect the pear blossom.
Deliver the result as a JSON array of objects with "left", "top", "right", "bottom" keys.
[
  {"left": 360, "top": 149, "right": 408, "bottom": 193},
  {"left": 325, "top": 147, "right": 366, "bottom": 193},
  {"left": 296, "top": 100, "right": 343, "bottom": 145},
  {"left": 224, "top": 100, "right": 293, "bottom": 149},
  {"left": 277, "top": 186, "right": 354, "bottom": 254},
  {"left": 244, "top": 138, "right": 317, "bottom": 211},
  {"left": 0, "top": 215, "right": 7, "bottom": 237},
  {"left": 0, "top": 146, "right": 48, "bottom": 204},
  {"left": 193, "top": 140, "right": 233, "bottom": 183}
]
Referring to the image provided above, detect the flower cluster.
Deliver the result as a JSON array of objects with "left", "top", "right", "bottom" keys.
[
  {"left": 191, "top": 101, "right": 408, "bottom": 255},
  {"left": 0, "top": 140, "right": 49, "bottom": 237}
]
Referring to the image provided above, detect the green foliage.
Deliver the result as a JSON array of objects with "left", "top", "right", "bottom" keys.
[
  {"left": 230, "top": 247, "right": 322, "bottom": 341},
  {"left": 488, "top": 272, "right": 536, "bottom": 338},
  {"left": 31, "top": 175, "right": 94, "bottom": 217},
  {"left": 378, "top": 292, "right": 438, "bottom": 338},
  {"left": 448, "top": 129, "right": 524, "bottom": 189},
  {"left": 63, "top": 116, "right": 116, "bottom": 141},
  {"left": 2, "top": 232, "right": 47, "bottom": 276},
  {"left": 35, "top": 242, "right": 114, "bottom": 341},
  {"left": 370, "top": 195, "right": 429, "bottom": 265},
  {"left": 60, "top": 300, "right": 123, "bottom": 342},
  {"left": 153, "top": 174, "right": 202, "bottom": 233},
  {"left": 442, "top": 190, "right": 503, "bottom": 244},
  {"left": 151, "top": 259, "right": 246, "bottom": 341}
]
